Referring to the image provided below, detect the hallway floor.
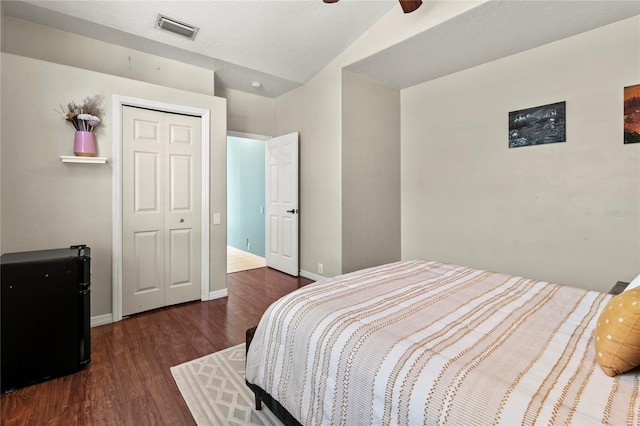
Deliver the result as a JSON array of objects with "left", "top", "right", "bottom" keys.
[{"left": 227, "top": 245, "right": 266, "bottom": 273}]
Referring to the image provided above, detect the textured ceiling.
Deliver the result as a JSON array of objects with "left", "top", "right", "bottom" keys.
[
  {"left": 2, "top": 0, "right": 395, "bottom": 97},
  {"left": 3, "top": 1, "right": 639, "bottom": 98},
  {"left": 347, "top": 0, "right": 640, "bottom": 89}
]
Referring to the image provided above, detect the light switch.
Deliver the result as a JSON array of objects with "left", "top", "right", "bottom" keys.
[{"left": 213, "top": 213, "right": 221, "bottom": 225}]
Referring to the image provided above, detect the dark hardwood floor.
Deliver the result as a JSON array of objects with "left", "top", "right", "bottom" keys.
[{"left": 0, "top": 267, "right": 313, "bottom": 425}]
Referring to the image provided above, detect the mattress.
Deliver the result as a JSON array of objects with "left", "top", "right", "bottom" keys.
[{"left": 245, "top": 260, "right": 640, "bottom": 425}]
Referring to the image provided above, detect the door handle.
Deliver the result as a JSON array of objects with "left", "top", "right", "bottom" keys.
[
  {"left": 286, "top": 209, "right": 299, "bottom": 214},
  {"left": 179, "top": 218, "right": 184, "bottom": 223}
]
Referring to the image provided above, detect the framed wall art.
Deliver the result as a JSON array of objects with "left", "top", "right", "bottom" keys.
[
  {"left": 624, "top": 84, "right": 640, "bottom": 144},
  {"left": 508, "top": 101, "right": 566, "bottom": 148}
]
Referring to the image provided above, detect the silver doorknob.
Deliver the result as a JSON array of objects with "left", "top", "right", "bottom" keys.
[{"left": 179, "top": 218, "right": 184, "bottom": 223}]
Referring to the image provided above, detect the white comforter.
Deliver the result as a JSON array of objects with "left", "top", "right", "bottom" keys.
[{"left": 246, "top": 260, "right": 640, "bottom": 425}]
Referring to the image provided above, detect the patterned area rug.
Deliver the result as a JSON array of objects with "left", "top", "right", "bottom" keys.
[{"left": 171, "top": 344, "right": 282, "bottom": 425}]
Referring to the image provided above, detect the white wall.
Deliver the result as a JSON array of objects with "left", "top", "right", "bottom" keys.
[
  {"left": 401, "top": 16, "right": 640, "bottom": 291},
  {"left": 0, "top": 53, "right": 227, "bottom": 317}
]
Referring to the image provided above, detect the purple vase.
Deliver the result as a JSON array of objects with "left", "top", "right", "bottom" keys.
[{"left": 74, "top": 131, "right": 96, "bottom": 157}]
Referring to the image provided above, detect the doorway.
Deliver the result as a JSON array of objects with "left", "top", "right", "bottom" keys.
[
  {"left": 225, "top": 131, "right": 300, "bottom": 277},
  {"left": 227, "top": 134, "right": 267, "bottom": 273}
]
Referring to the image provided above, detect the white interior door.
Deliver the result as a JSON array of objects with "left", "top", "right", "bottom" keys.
[
  {"left": 265, "top": 132, "right": 299, "bottom": 276},
  {"left": 122, "top": 106, "right": 202, "bottom": 315}
]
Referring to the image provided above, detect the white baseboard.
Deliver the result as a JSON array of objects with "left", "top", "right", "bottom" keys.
[
  {"left": 209, "top": 288, "right": 228, "bottom": 300},
  {"left": 91, "top": 313, "right": 113, "bottom": 327},
  {"left": 91, "top": 291, "right": 228, "bottom": 326},
  {"left": 300, "top": 269, "right": 325, "bottom": 282}
]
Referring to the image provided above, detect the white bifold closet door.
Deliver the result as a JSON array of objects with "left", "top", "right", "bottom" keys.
[{"left": 122, "top": 106, "right": 202, "bottom": 316}]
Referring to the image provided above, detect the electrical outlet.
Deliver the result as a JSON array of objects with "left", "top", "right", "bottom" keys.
[
  {"left": 318, "top": 263, "right": 324, "bottom": 274},
  {"left": 213, "top": 213, "right": 221, "bottom": 225}
]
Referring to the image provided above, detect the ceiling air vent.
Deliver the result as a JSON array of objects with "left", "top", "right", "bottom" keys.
[{"left": 155, "top": 14, "right": 199, "bottom": 40}]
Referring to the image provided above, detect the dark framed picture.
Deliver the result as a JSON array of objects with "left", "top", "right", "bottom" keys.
[
  {"left": 508, "top": 101, "right": 566, "bottom": 148},
  {"left": 624, "top": 84, "right": 640, "bottom": 144}
]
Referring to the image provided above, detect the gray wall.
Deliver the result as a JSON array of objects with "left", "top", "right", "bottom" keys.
[
  {"left": 401, "top": 17, "right": 640, "bottom": 291},
  {"left": 4, "top": 8, "right": 637, "bottom": 293},
  {"left": 0, "top": 53, "right": 228, "bottom": 318},
  {"left": 217, "top": 87, "right": 274, "bottom": 136},
  {"left": 1, "top": 19, "right": 228, "bottom": 319},
  {"left": 342, "top": 70, "right": 401, "bottom": 273},
  {"left": 269, "top": 1, "right": 483, "bottom": 278},
  {"left": 274, "top": 70, "right": 343, "bottom": 277},
  {"left": 3, "top": 17, "right": 214, "bottom": 95}
]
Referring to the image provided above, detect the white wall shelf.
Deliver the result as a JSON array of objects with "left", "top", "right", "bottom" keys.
[{"left": 60, "top": 156, "right": 108, "bottom": 164}]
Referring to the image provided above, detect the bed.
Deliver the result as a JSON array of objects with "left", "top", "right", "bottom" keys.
[{"left": 245, "top": 260, "right": 640, "bottom": 425}]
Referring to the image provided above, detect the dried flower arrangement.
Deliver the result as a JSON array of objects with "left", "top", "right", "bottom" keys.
[{"left": 60, "top": 94, "right": 105, "bottom": 132}]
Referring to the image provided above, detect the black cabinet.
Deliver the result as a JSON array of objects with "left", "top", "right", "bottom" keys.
[{"left": 1, "top": 246, "right": 91, "bottom": 393}]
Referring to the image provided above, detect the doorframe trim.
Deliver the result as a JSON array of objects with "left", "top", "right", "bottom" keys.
[
  {"left": 112, "top": 95, "right": 211, "bottom": 322},
  {"left": 228, "top": 130, "right": 271, "bottom": 141}
]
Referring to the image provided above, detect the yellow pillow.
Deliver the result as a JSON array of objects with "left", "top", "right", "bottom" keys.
[{"left": 595, "top": 288, "right": 640, "bottom": 376}]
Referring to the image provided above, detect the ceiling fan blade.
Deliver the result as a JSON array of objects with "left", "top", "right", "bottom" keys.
[
  {"left": 323, "top": 0, "right": 422, "bottom": 14},
  {"left": 399, "top": 0, "right": 423, "bottom": 13}
]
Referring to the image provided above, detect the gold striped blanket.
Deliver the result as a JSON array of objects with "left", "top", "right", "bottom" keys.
[{"left": 245, "top": 260, "right": 640, "bottom": 425}]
